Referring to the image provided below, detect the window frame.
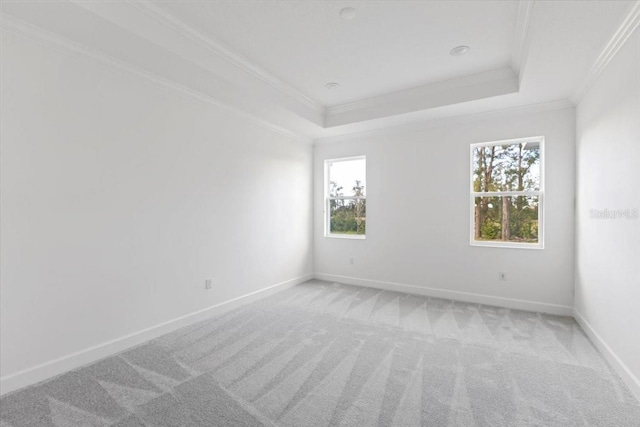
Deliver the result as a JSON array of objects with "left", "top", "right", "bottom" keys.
[
  {"left": 469, "top": 136, "right": 545, "bottom": 249},
  {"left": 324, "top": 155, "right": 367, "bottom": 239}
]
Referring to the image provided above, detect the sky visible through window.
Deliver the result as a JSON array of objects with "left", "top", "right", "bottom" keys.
[{"left": 329, "top": 158, "right": 366, "bottom": 196}]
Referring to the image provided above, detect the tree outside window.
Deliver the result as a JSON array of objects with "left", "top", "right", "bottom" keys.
[
  {"left": 325, "top": 157, "right": 366, "bottom": 238},
  {"left": 471, "top": 137, "right": 543, "bottom": 248}
]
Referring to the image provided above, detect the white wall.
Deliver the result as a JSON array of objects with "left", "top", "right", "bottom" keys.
[
  {"left": 574, "top": 28, "right": 640, "bottom": 398},
  {"left": 0, "top": 32, "right": 313, "bottom": 390},
  {"left": 314, "top": 107, "right": 576, "bottom": 314}
]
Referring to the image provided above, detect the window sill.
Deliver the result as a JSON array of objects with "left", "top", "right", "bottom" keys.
[
  {"left": 325, "top": 234, "right": 366, "bottom": 240},
  {"left": 470, "top": 240, "right": 543, "bottom": 250}
]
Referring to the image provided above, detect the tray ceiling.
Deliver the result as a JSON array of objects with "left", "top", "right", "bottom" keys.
[{"left": 1, "top": 0, "right": 638, "bottom": 139}]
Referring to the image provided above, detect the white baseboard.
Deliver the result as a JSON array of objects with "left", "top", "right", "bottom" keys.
[
  {"left": 0, "top": 273, "right": 312, "bottom": 396},
  {"left": 573, "top": 309, "right": 640, "bottom": 401},
  {"left": 314, "top": 273, "right": 573, "bottom": 316}
]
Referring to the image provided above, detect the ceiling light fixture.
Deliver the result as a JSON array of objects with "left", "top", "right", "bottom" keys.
[
  {"left": 450, "top": 45, "right": 470, "bottom": 56},
  {"left": 325, "top": 82, "right": 340, "bottom": 90},
  {"left": 340, "top": 7, "right": 356, "bottom": 20}
]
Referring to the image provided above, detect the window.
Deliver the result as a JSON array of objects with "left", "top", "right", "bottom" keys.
[
  {"left": 325, "top": 156, "right": 366, "bottom": 238},
  {"left": 470, "top": 137, "right": 544, "bottom": 249}
]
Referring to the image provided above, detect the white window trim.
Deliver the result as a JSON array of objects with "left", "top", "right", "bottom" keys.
[
  {"left": 469, "top": 136, "right": 545, "bottom": 249},
  {"left": 324, "top": 156, "right": 366, "bottom": 239}
]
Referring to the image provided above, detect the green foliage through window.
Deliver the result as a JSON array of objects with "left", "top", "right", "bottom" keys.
[
  {"left": 329, "top": 195, "right": 366, "bottom": 235},
  {"left": 326, "top": 157, "right": 366, "bottom": 237},
  {"left": 471, "top": 139, "right": 542, "bottom": 245}
]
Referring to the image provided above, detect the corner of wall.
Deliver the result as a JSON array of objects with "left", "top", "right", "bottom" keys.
[{"left": 573, "top": 308, "right": 640, "bottom": 401}]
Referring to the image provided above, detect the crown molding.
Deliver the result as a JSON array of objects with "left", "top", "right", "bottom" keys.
[
  {"left": 128, "top": 0, "right": 324, "bottom": 116},
  {"left": 1, "top": 13, "right": 309, "bottom": 142},
  {"left": 572, "top": 0, "right": 640, "bottom": 104},
  {"left": 315, "top": 99, "right": 574, "bottom": 145},
  {"left": 511, "top": 0, "right": 535, "bottom": 85}
]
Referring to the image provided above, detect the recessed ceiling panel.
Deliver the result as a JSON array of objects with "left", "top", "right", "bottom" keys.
[{"left": 152, "top": 0, "right": 518, "bottom": 106}]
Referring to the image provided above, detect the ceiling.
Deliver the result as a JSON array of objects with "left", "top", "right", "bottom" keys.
[
  {"left": 2, "top": 0, "right": 639, "bottom": 140},
  {"left": 154, "top": 0, "right": 519, "bottom": 106}
]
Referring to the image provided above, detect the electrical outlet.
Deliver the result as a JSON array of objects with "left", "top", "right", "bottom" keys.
[
  {"left": 205, "top": 279, "right": 213, "bottom": 289},
  {"left": 498, "top": 272, "right": 507, "bottom": 281}
]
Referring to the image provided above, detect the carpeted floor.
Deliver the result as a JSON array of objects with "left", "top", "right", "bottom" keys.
[{"left": 1, "top": 280, "right": 639, "bottom": 426}]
